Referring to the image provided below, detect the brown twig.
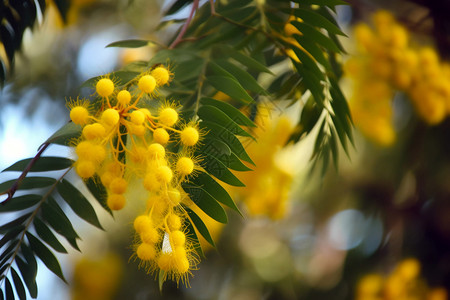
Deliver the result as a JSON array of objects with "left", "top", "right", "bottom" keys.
[
  {"left": 169, "top": 0, "right": 200, "bottom": 49},
  {"left": 0, "top": 142, "right": 50, "bottom": 205},
  {"left": 209, "top": 0, "right": 215, "bottom": 15}
]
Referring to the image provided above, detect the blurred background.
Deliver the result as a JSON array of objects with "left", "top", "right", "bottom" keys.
[{"left": 0, "top": 0, "right": 449, "bottom": 299}]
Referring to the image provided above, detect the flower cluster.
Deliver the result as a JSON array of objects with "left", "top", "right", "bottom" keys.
[
  {"left": 356, "top": 258, "right": 448, "bottom": 300},
  {"left": 232, "top": 105, "right": 294, "bottom": 220},
  {"left": 68, "top": 65, "right": 201, "bottom": 284},
  {"left": 345, "top": 10, "right": 450, "bottom": 146}
]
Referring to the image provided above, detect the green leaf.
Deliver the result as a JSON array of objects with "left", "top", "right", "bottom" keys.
[
  {"left": 198, "top": 137, "right": 232, "bottom": 157},
  {"left": 0, "top": 195, "right": 41, "bottom": 212},
  {"left": 0, "top": 177, "right": 56, "bottom": 193},
  {"left": 0, "top": 242, "right": 16, "bottom": 266},
  {"left": 199, "top": 153, "right": 245, "bottom": 187},
  {"left": 182, "top": 211, "right": 204, "bottom": 258},
  {"left": 106, "top": 39, "right": 152, "bottom": 48},
  {"left": 292, "top": 21, "right": 341, "bottom": 53},
  {"left": 329, "top": 128, "right": 339, "bottom": 170},
  {"left": 4, "top": 277, "right": 13, "bottom": 300},
  {"left": 293, "top": 35, "right": 331, "bottom": 70},
  {"left": 213, "top": 59, "right": 268, "bottom": 95},
  {"left": 206, "top": 75, "right": 253, "bottom": 104},
  {"left": 219, "top": 5, "right": 256, "bottom": 22},
  {"left": 0, "top": 226, "right": 24, "bottom": 249},
  {"left": 221, "top": 153, "right": 253, "bottom": 172},
  {"left": 26, "top": 232, "right": 66, "bottom": 283},
  {"left": 191, "top": 172, "right": 241, "bottom": 215},
  {"left": 199, "top": 121, "right": 254, "bottom": 165},
  {"left": 172, "top": 57, "right": 205, "bottom": 83},
  {"left": 292, "top": 61, "right": 324, "bottom": 104},
  {"left": 197, "top": 139, "right": 251, "bottom": 171},
  {"left": 228, "top": 48, "right": 274, "bottom": 74},
  {"left": 158, "top": 269, "right": 165, "bottom": 292},
  {"left": 182, "top": 183, "right": 228, "bottom": 223},
  {"left": 289, "top": 44, "right": 324, "bottom": 85},
  {"left": 291, "top": 0, "right": 347, "bottom": 9},
  {"left": 56, "top": 180, "right": 103, "bottom": 230},
  {"left": 148, "top": 48, "right": 199, "bottom": 66},
  {"left": 198, "top": 105, "right": 253, "bottom": 138},
  {"left": 289, "top": 8, "right": 346, "bottom": 36},
  {"left": 15, "top": 256, "right": 37, "bottom": 299},
  {"left": 45, "top": 122, "right": 81, "bottom": 146},
  {"left": 42, "top": 198, "right": 80, "bottom": 241},
  {"left": 85, "top": 176, "right": 112, "bottom": 216},
  {"left": 11, "top": 268, "right": 26, "bottom": 300},
  {"left": 185, "top": 207, "right": 215, "bottom": 247},
  {"left": 3, "top": 157, "right": 73, "bottom": 172},
  {"left": 33, "top": 218, "right": 67, "bottom": 254},
  {"left": 313, "top": 120, "right": 327, "bottom": 157},
  {"left": 200, "top": 97, "right": 256, "bottom": 127},
  {"left": 0, "top": 214, "right": 30, "bottom": 234}
]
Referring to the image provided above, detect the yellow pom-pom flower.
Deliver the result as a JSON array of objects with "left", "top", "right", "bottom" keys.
[
  {"left": 101, "top": 108, "right": 120, "bottom": 127},
  {"left": 75, "top": 161, "right": 96, "bottom": 179},
  {"left": 153, "top": 128, "right": 170, "bottom": 145},
  {"left": 176, "top": 157, "right": 194, "bottom": 175},
  {"left": 136, "top": 243, "right": 157, "bottom": 261},
  {"left": 143, "top": 173, "right": 161, "bottom": 192},
  {"left": 159, "top": 107, "right": 178, "bottom": 126},
  {"left": 151, "top": 66, "right": 171, "bottom": 86},
  {"left": 168, "top": 214, "right": 182, "bottom": 231},
  {"left": 180, "top": 126, "right": 199, "bottom": 146},
  {"left": 75, "top": 141, "right": 95, "bottom": 160},
  {"left": 140, "top": 227, "right": 160, "bottom": 244},
  {"left": 75, "top": 141, "right": 105, "bottom": 163},
  {"left": 133, "top": 215, "right": 152, "bottom": 234},
  {"left": 157, "top": 253, "right": 172, "bottom": 271},
  {"left": 171, "top": 230, "right": 185, "bottom": 247},
  {"left": 70, "top": 106, "right": 90, "bottom": 125},
  {"left": 107, "top": 194, "right": 126, "bottom": 210},
  {"left": 82, "top": 123, "right": 106, "bottom": 140},
  {"left": 100, "top": 171, "right": 114, "bottom": 188},
  {"left": 117, "top": 90, "right": 131, "bottom": 106},
  {"left": 130, "top": 110, "right": 145, "bottom": 125},
  {"left": 109, "top": 177, "right": 128, "bottom": 194},
  {"left": 155, "top": 166, "right": 173, "bottom": 183},
  {"left": 173, "top": 247, "right": 189, "bottom": 273},
  {"left": 148, "top": 143, "right": 165, "bottom": 160},
  {"left": 138, "top": 75, "right": 156, "bottom": 94},
  {"left": 96, "top": 78, "right": 115, "bottom": 97},
  {"left": 139, "top": 108, "right": 152, "bottom": 118}
]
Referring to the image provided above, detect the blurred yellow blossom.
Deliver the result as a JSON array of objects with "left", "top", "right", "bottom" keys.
[
  {"left": 233, "top": 105, "right": 295, "bottom": 220},
  {"left": 71, "top": 253, "right": 123, "bottom": 300},
  {"left": 355, "top": 258, "right": 448, "bottom": 300},
  {"left": 345, "top": 10, "right": 450, "bottom": 146}
]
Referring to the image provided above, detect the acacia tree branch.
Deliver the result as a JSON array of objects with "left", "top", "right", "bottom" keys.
[
  {"left": 0, "top": 167, "right": 71, "bottom": 288},
  {"left": 169, "top": 0, "right": 200, "bottom": 49}
]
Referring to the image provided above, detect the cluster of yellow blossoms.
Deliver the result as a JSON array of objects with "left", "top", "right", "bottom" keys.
[
  {"left": 345, "top": 11, "right": 450, "bottom": 146},
  {"left": 356, "top": 258, "right": 448, "bottom": 300},
  {"left": 233, "top": 105, "right": 294, "bottom": 220},
  {"left": 68, "top": 65, "right": 201, "bottom": 284}
]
